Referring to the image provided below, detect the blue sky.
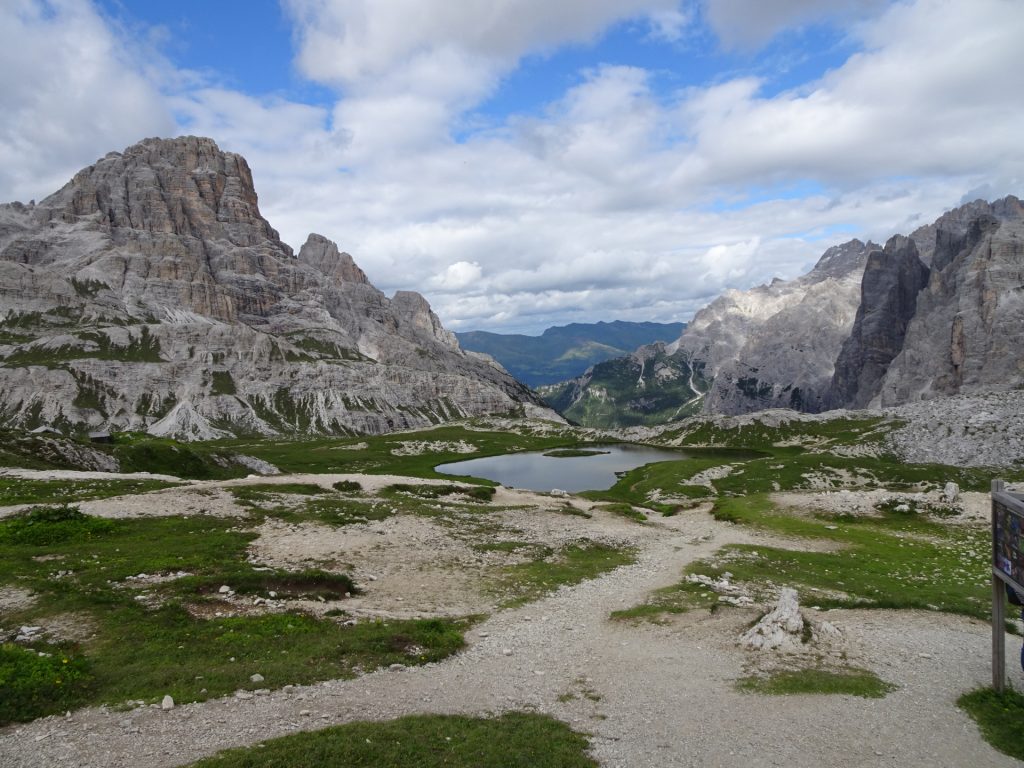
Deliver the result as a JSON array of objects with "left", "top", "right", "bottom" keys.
[{"left": 2, "top": 0, "right": 1022, "bottom": 333}]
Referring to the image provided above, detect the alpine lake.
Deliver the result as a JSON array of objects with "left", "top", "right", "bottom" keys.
[{"left": 436, "top": 443, "right": 698, "bottom": 493}]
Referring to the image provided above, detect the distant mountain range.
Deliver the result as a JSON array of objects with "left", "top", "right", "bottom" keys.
[
  {"left": 542, "top": 195, "right": 1024, "bottom": 428},
  {"left": 456, "top": 320, "right": 685, "bottom": 388}
]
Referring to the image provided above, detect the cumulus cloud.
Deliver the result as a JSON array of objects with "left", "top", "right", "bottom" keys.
[
  {"left": 431, "top": 261, "right": 483, "bottom": 290},
  {"left": 703, "top": 0, "right": 888, "bottom": 48},
  {"left": 676, "top": 0, "right": 1024, "bottom": 187},
  {"left": 1, "top": 0, "right": 1022, "bottom": 335},
  {"left": 283, "top": 0, "right": 683, "bottom": 86},
  {"left": 0, "top": 0, "right": 174, "bottom": 202}
]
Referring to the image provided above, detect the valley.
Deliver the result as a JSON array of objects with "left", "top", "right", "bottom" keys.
[
  {"left": 2, "top": 408, "right": 1023, "bottom": 766},
  {"left": 0, "top": 138, "right": 1022, "bottom": 766}
]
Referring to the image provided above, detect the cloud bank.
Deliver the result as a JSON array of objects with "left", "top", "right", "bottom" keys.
[{"left": 1, "top": 0, "right": 1021, "bottom": 333}]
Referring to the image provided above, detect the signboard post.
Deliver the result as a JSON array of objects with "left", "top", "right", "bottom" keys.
[{"left": 991, "top": 480, "right": 1024, "bottom": 692}]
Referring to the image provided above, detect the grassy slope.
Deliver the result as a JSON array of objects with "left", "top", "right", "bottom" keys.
[
  {"left": 191, "top": 712, "right": 598, "bottom": 768},
  {"left": 540, "top": 347, "right": 708, "bottom": 429}
]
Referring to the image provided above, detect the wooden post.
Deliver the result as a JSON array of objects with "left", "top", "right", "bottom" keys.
[{"left": 993, "top": 479, "right": 1006, "bottom": 692}]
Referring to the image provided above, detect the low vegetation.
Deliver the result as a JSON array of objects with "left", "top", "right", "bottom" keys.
[
  {"left": 497, "top": 540, "right": 636, "bottom": 608},
  {"left": 736, "top": 668, "right": 897, "bottom": 698},
  {"left": 213, "top": 425, "right": 577, "bottom": 478},
  {"left": 0, "top": 505, "right": 470, "bottom": 725},
  {"left": 0, "top": 477, "right": 179, "bottom": 506},
  {"left": 618, "top": 493, "right": 990, "bottom": 622},
  {"left": 190, "top": 712, "right": 598, "bottom": 768},
  {"left": 958, "top": 687, "right": 1024, "bottom": 761}
]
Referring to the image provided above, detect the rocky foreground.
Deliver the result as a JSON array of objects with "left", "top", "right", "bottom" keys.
[{"left": 0, "top": 472, "right": 1017, "bottom": 768}]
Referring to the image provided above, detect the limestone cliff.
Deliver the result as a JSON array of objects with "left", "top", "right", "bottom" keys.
[
  {"left": 677, "top": 239, "right": 874, "bottom": 415},
  {"left": 827, "top": 236, "right": 930, "bottom": 409},
  {"left": 872, "top": 196, "right": 1024, "bottom": 405},
  {"left": 0, "top": 137, "right": 548, "bottom": 439}
]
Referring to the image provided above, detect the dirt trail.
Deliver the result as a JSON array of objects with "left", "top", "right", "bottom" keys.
[{"left": 0, "top": 476, "right": 1019, "bottom": 767}]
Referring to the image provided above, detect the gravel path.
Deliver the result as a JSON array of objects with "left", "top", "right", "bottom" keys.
[{"left": 0, "top": 479, "right": 1020, "bottom": 767}]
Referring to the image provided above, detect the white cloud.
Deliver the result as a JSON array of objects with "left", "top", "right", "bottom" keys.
[
  {"left": 1, "top": 0, "right": 1022, "bottom": 336},
  {"left": 675, "top": 0, "right": 1024, "bottom": 188},
  {"left": 703, "top": 0, "right": 888, "bottom": 48},
  {"left": 0, "top": 0, "right": 174, "bottom": 202},
  {"left": 431, "top": 260, "right": 483, "bottom": 290},
  {"left": 283, "top": 0, "right": 683, "bottom": 86}
]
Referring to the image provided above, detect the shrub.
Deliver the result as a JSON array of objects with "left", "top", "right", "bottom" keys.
[
  {"left": 0, "top": 505, "right": 115, "bottom": 546},
  {"left": 0, "top": 643, "right": 93, "bottom": 725},
  {"left": 332, "top": 480, "right": 362, "bottom": 493}
]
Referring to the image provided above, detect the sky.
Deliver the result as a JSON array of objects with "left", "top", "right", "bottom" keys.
[{"left": 1, "top": 0, "right": 1022, "bottom": 334}]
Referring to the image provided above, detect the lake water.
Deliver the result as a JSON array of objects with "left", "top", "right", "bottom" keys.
[{"left": 435, "top": 444, "right": 691, "bottom": 493}]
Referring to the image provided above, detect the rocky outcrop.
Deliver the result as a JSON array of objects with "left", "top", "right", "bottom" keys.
[
  {"left": 873, "top": 196, "right": 1024, "bottom": 405},
  {"left": 827, "top": 236, "right": 930, "bottom": 409},
  {"left": 0, "top": 137, "right": 549, "bottom": 439},
  {"left": 739, "top": 588, "right": 840, "bottom": 654},
  {"left": 679, "top": 239, "right": 874, "bottom": 415}
]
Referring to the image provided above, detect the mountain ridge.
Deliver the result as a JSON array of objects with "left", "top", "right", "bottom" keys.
[
  {"left": 456, "top": 319, "right": 685, "bottom": 387},
  {"left": 0, "top": 136, "right": 550, "bottom": 439},
  {"left": 541, "top": 195, "right": 1023, "bottom": 427}
]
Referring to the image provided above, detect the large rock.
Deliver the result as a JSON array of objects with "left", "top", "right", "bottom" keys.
[
  {"left": 0, "top": 137, "right": 550, "bottom": 438},
  {"left": 739, "top": 587, "right": 839, "bottom": 653},
  {"left": 827, "top": 236, "right": 930, "bottom": 409}
]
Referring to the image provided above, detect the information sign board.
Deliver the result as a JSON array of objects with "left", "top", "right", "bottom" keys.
[
  {"left": 991, "top": 482, "right": 1024, "bottom": 691},
  {"left": 993, "top": 495, "right": 1024, "bottom": 594}
]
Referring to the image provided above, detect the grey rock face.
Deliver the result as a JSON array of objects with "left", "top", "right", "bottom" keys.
[
  {"left": 873, "top": 196, "right": 1024, "bottom": 406},
  {"left": 678, "top": 239, "right": 874, "bottom": 415},
  {"left": 0, "top": 137, "right": 549, "bottom": 439},
  {"left": 828, "top": 236, "right": 930, "bottom": 409}
]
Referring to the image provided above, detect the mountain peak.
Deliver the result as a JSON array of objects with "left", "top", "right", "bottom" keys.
[
  {"left": 39, "top": 135, "right": 287, "bottom": 253},
  {"left": 297, "top": 233, "right": 369, "bottom": 284}
]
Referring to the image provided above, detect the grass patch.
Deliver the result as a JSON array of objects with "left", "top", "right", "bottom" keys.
[
  {"left": 706, "top": 494, "right": 989, "bottom": 617},
  {"left": 299, "top": 497, "right": 395, "bottom": 527},
  {"left": 332, "top": 480, "right": 362, "bottom": 493},
  {"left": 736, "top": 668, "right": 896, "bottom": 698},
  {"left": 582, "top": 448, "right": 763, "bottom": 514},
  {"left": 210, "top": 426, "right": 575, "bottom": 479},
  {"left": 0, "top": 643, "right": 94, "bottom": 725},
  {"left": 113, "top": 437, "right": 245, "bottom": 480},
  {"left": 190, "top": 712, "right": 597, "bottom": 768},
  {"left": 0, "top": 512, "right": 471, "bottom": 717},
  {"left": 621, "top": 493, "right": 990, "bottom": 622},
  {"left": 230, "top": 483, "right": 326, "bottom": 508},
  {"left": 498, "top": 540, "right": 636, "bottom": 607},
  {"left": 183, "top": 568, "right": 358, "bottom": 600},
  {"left": 597, "top": 503, "right": 647, "bottom": 523},
  {"left": 610, "top": 580, "right": 714, "bottom": 622},
  {"left": 383, "top": 483, "right": 496, "bottom": 503},
  {"left": 544, "top": 448, "right": 610, "bottom": 458},
  {"left": 958, "top": 687, "right": 1024, "bottom": 761},
  {"left": 0, "top": 477, "right": 178, "bottom": 506},
  {"left": 0, "top": 505, "right": 115, "bottom": 546}
]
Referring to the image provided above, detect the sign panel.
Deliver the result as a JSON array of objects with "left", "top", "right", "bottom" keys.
[
  {"left": 993, "top": 492, "right": 1024, "bottom": 595},
  {"left": 991, "top": 484, "right": 1024, "bottom": 692}
]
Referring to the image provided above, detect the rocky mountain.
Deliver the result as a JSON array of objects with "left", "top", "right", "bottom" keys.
[
  {"left": 681, "top": 238, "right": 874, "bottom": 415},
  {"left": 542, "top": 194, "right": 1023, "bottom": 427},
  {"left": 0, "top": 136, "right": 549, "bottom": 439},
  {"left": 456, "top": 320, "right": 685, "bottom": 388},
  {"left": 867, "top": 195, "right": 1024, "bottom": 406},
  {"left": 827, "top": 236, "right": 931, "bottom": 409},
  {"left": 537, "top": 342, "right": 706, "bottom": 428}
]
